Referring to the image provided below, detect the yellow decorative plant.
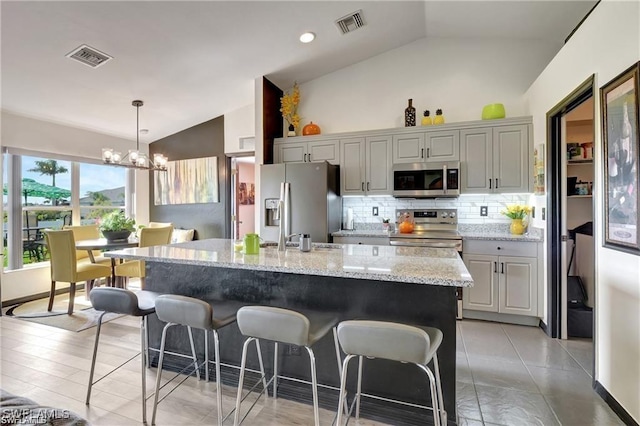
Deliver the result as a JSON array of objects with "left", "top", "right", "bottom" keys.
[
  {"left": 280, "top": 82, "right": 300, "bottom": 132},
  {"left": 501, "top": 204, "right": 532, "bottom": 220}
]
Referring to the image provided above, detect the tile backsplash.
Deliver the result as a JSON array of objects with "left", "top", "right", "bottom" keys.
[{"left": 343, "top": 194, "right": 533, "bottom": 227}]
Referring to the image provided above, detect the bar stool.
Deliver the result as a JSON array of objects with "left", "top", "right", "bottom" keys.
[
  {"left": 151, "top": 295, "right": 244, "bottom": 426},
  {"left": 86, "top": 287, "right": 158, "bottom": 424},
  {"left": 233, "top": 306, "right": 343, "bottom": 426},
  {"left": 335, "top": 320, "right": 446, "bottom": 426}
]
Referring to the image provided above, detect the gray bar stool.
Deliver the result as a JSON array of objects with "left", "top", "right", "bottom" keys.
[
  {"left": 151, "top": 295, "right": 243, "bottom": 426},
  {"left": 233, "top": 306, "right": 342, "bottom": 426},
  {"left": 86, "top": 287, "right": 158, "bottom": 424},
  {"left": 335, "top": 320, "right": 446, "bottom": 426}
]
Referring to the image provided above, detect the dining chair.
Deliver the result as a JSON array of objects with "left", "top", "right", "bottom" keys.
[
  {"left": 148, "top": 222, "right": 173, "bottom": 228},
  {"left": 114, "top": 226, "right": 173, "bottom": 289},
  {"left": 64, "top": 224, "right": 111, "bottom": 266},
  {"left": 44, "top": 230, "right": 112, "bottom": 315}
]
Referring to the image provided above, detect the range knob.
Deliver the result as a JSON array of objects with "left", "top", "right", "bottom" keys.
[
  {"left": 441, "top": 212, "right": 449, "bottom": 218},
  {"left": 449, "top": 212, "right": 456, "bottom": 218}
]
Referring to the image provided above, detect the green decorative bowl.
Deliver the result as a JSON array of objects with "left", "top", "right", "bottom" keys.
[{"left": 482, "top": 103, "right": 506, "bottom": 120}]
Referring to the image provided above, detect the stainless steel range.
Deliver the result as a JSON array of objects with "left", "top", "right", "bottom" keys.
[
  {"left": 390, "top": 208, "right": 464, "bottom": 319},
  {"left": 390, "top": 208, "right": 462, "bottom": 252}
]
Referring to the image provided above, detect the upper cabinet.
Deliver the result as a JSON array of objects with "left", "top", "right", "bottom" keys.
[
  {"left": 274, "top": 117, "right": 532, "bottom": 195},
  {"left": 340, "top": 136, "right": 392, "bottom": 196},
  {"left": 461, "top": 124, "right": 531, "bottom": 193},
  {"left": 276, "top": 139, "right": 339, "bottom": 164},
  {"left": 392, "top": 130, "right": 459, "bottom": 164}
]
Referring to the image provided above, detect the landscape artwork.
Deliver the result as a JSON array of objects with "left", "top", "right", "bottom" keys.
[{"left": 154, "top": 156, "right": 219, "bottom": 205}]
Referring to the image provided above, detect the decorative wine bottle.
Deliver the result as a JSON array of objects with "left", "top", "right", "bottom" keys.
[
  {"left": 421, "top": 110, "right": 432, "bottom": 126},
  {"left": 405, "top": 99, "right": 416, "bottom": 127},
  {"left": 434, "top": 109, "right": 445, "bottom": 125}
]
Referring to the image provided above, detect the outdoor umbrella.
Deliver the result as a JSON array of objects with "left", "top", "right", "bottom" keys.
[{"left": 3, "top": 178, "right": 71, "bottom": 205}]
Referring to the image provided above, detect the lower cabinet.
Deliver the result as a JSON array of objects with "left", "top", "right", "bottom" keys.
[{"left": 463, "top": 241, "right": 538, "bottom": 317}]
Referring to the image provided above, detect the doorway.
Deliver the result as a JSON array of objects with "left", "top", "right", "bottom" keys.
[
  {"left": 547, "top": 75, "right": 596, "bottom": 376},
  {"left": 229, "top": 154, "right": 256, "bottom": 240}
]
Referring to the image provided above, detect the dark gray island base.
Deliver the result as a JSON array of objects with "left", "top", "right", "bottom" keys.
[{"left": 144, "top": 262, "right": 458, "bottom": 425}]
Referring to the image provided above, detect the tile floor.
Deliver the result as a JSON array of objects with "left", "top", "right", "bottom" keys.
[{"left": 0, "top": 311, "right": 624, "bottom": 425}]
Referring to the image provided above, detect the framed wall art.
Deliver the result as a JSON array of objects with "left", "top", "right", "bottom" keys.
[
  {"left": 154, "top": 156, "right": 219, "bottom": 205},
  {"left": 601, "top": 62, "right": 640, "bottom": 254}
]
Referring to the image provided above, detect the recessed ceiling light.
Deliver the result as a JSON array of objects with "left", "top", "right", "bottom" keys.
[{"left": 299, "top": 32, "right": 316, "bottom": 43}]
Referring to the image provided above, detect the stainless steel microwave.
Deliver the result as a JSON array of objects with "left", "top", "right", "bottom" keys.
[{"left": 392, "top": 161, "right": 460, "bottom": 198}]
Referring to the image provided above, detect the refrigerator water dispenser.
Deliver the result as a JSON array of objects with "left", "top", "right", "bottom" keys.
[{"left": 265, "top": 198, "right": 280, "bottom": 227}]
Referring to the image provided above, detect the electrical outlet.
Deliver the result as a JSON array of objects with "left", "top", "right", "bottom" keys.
[
  {"left": 480, "top": 206, "right": 488, "bottom": 216},
  {"left": 372, "top": 206, "right": 378, "bottom": 216},
  {"left": 542, "top": 207, "right": 546, "bottom": 220}
]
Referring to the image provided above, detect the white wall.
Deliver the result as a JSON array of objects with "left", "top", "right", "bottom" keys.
[
  {"left": 297, "top": 37, "right": 560, "bottom": 134},
  {"left": 224, "top": 103, "right": 255, "bottom": 154},
  {"left": 1, "top": 111, "right": 151, "bottom": 302},
  {"left": 524, "top": 0, "right": 640, "bottom": 421}
]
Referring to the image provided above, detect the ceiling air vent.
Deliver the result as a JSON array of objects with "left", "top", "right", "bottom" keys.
[
  {"left": 66, "top": 44, "right": 112, "bottom": 68},
  {"left": 335, "top": 10, "right": 365, "bottom": 35}
]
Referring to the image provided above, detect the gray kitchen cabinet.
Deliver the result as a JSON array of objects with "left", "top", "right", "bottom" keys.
[
  {"left": 463, "top": 240, "right": 538, "bottom": 318},
  {"left": 461, "top": 124, "right": 530, "bottom": 193},
  {"left": 333, "top": 236, "right": 390, "bottom": 245},
  {"left": 341, "top": 137, "right": 366, "bottom": 195},
  {"left": 340, "top": 136, "right": 392, "bottom": 196},
  {"left": 392, "top": 133, "right": 424, "bottom": 163},
  {"left": 425, "top": 130, "right": 460, "bottom": 162},
  {"left": 392, "top": 130, "right": 459, "bottom": 164},
  {"left": 276, "top": 139, "right": 339, "bottom": 164},
  {"left": 462, "top": 254, "right": 499, "bottom": 312}
]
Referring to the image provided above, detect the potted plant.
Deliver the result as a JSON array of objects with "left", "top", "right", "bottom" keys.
[{"left": 99, "top": 211, "right": 136, "bottom": 242}]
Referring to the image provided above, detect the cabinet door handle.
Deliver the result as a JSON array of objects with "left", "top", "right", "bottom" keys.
[
  {"left": 500, "top": 263, "right": 504, "bottom": 274},
  {"left": 427, "top": 148, "right": 430, "bottom": 158},
  {"left": 303, "top": 153, "right": 307, "bottom": 162},
  {"left": 494, "top": 262, "right": 497, "bottom": 273},
  {"left": 495, "top": 178, "right": 498, "bottom": 188},
  {"left": 362, "top": 182, "right": 365, "bottom": 191},
  {"left": 421, "top": 148, "right": 424, "bottom": 159},
  {"left": 367, "top": 182, "right": 370, "bottom": 191},
  {"left": 489, "top": 179, "right": 492, "bottom": 189},
  {"left": 308, "top": 153, "right": 311, "bottom": 162}
]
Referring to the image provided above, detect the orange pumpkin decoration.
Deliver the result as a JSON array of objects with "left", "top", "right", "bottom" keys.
[
  {"left": 302, "top": 121, "right": 321, "bottom": 136},
  {"left": 398, "top": 221, "right": 415, "bottom": 234}
]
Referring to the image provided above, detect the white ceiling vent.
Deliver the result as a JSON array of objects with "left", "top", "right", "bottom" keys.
[
  {"left": 335, "top": 10, "right": 365, "bottom": 35},
  {"left": 66, "top": 45, "right": 112, "bottom": 68}
]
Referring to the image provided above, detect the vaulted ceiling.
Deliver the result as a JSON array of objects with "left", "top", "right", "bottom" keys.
[{"left": 1, "top": 1, "right": 597, "bottom": 142}]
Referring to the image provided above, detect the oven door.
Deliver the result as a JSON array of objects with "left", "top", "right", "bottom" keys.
[{"left": 392, "top": 162, "right": 460, "bottom": 198}]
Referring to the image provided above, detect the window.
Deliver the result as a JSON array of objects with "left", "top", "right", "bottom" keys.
[{"left": 3, "top": 153, "right": 127, "bottom": 270}]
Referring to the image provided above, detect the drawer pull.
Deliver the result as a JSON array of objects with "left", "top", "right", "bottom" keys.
[{"left": 497, "top": 246, "right": 501, "bottom": 250}]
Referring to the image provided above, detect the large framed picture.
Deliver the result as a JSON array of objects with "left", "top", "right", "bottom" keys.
[
  {"left": 601, "top": 62, "right": 640, "bottom": 254},
  {"left": 154, "top": 156, "right": 219, "bottom": 205}
]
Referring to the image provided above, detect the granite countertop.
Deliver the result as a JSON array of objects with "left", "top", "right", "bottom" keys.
[
  {"left": 106, "top": 238, "right": 473, "bottom": 287},
  {"left": 459, "top": 224, "right": 544, "bottom": 242}
]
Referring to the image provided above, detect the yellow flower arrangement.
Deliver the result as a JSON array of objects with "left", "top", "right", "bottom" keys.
[
  {"left": 501, "top": 204, "right": 532, "bottom": 219},
  {"left": 280, "top": 82, "right": 301, "bottom": 132}
]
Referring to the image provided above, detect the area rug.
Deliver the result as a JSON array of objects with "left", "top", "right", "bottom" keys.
[{"left": 3, "top": 289, "right": 123, "bottom": 332}]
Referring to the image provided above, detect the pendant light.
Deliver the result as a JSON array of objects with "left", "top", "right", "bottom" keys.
[{"left": 102, "top": 100, "right": 167, "bottom": 171}]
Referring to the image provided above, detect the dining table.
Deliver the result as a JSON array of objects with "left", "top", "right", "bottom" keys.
[{"left": 75, "top": 238, "right": 139, "bottom": 285}]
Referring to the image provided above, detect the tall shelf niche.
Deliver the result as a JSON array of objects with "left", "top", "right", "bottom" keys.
[{"left": 565, "top": 98, "right": 594, "bottom": 308}]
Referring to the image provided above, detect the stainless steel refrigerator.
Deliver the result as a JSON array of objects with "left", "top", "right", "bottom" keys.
[{"left": 260, "top": 162, "right": 341, "bottom": 243}]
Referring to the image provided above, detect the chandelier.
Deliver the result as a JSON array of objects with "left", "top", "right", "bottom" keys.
[{"left": 102, "top": 100, "right": 168, "bottom": 171}]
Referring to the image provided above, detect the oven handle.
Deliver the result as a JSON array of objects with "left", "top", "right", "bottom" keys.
[
  {"left": 390, "top": 240, "right": 461, "bottom": 249},
  {"left": 443, "top": 164, "right": 448, "bottom": 194}
]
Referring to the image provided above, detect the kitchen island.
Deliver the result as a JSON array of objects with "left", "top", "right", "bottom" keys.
[{"left": 107, "top": 239, "right": 472, "bottom": 425}]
